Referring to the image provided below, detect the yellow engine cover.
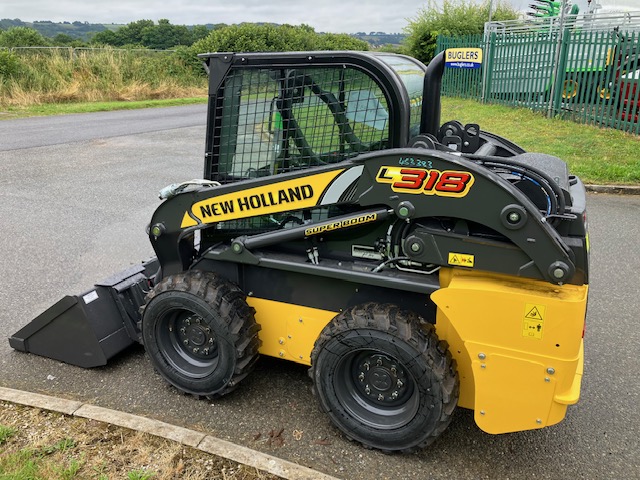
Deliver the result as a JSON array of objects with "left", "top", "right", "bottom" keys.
[{"left": 432, "top": 268, "right": 587, "bottom": 434}]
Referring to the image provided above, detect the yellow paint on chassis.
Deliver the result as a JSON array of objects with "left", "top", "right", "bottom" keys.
[
  {"left": 246, "top": 298, "right": 336, "bottom": 366},
  {"left": 244, "top": 267, "right": 587, "bottom": 436},
  {"left": 432, "top": 268, "right": 587, "bottom": 434}
]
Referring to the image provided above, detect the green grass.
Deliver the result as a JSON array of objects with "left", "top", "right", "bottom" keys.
[
  {"left": 127, "top": 470, "right": 156, "bottom": 480},
  {"left": 0, "top": 424, "right": 16, "bottom": 443},
  {"left": 0, "top": 437, "right": 157, "bottom": 480},
  {"left": 441, "top": 97, "right": 640, "bottom": 185},
  {"left": 0, "top": 439, "right": 83, "bottom": 479},
  {"left": 0, "top": 97, "right": 207, "bottom": 118}
]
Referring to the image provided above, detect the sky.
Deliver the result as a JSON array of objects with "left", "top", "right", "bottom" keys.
[{"left": 0, "top": 0, "right": 638, "bottom": 33}]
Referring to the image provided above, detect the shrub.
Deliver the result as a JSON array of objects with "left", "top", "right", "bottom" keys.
[
  {"left": 0, "top": 26, "right": 51, "bottom": 47},
  {"left": 0, "top": 50, "right": 22, "bottom": 78},
  {"left": 191, "top": 23, "right": 369, "bottom": 56},
  {"left": 404, "top": 0, "right": 518, "bottom": 63}
]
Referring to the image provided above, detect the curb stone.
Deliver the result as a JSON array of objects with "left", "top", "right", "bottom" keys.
[
  {"left": 585, "top": 184, "right": 640, "bottom": 195},
  {"left": 0, "top": 387, "right": 340, "bottom": 480}
]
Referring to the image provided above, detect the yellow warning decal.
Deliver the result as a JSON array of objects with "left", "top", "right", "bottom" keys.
[
  {"left": 522, "top": 303, "right": 546, "bottom": 340},
  {"left": 181, "top": 169, "right": 344, "bottom": 228},
  {"left": 448, "top": 252, "right": 475, "bottom": 267}
]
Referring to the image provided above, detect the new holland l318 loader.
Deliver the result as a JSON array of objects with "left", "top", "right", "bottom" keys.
[{"left": 10, "top": 50, "right": 589, "bottom": 452}]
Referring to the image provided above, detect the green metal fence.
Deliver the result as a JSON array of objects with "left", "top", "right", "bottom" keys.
[{"left": 436, "top": 29, "right": 640, "bottom": 135}]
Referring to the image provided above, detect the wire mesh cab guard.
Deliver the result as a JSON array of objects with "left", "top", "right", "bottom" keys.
[{"left": 199, "top": 51, "right": 427, "bottom": 184}]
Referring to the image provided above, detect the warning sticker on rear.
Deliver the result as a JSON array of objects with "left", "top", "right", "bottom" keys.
[{"left": 522, "top": 303, "right": 546, "bottom": 340}]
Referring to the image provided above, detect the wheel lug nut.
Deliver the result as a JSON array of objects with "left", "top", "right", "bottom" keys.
[
  {"left": 183, "top": 340, "right": 189, "bottom": 346},
  {"left": 377, "top": 394, "right": 384, "bottom": 401},
  {"left": 391, "top": 391, "right": 399, "bottom": 399},
  {"left": 365, "top": 385, "right": 371, "bottom": 395},
  {"left": 180, "top": 327, "right": 186, "bottom": 334},
  {"left": 397, "top": 379, "right": 404, "bottom": 388},
  {"left": 391, "top": 366, "right": 397, "bottom": 374},
  {"left": 363, "top": 362, "right": 370, "bottom": 371},
  {"left": 193, "top": 348, "right": 199, "bottom": 353},
  {"left": 203, "top": 348, "right": 209, "bottom": 355},
  {"left": 358, "top": 372, "right": 365, "bottom": 382},
  {"left": 195, "top": 318, "right": 201, "bottom": 324},
  {"left": 376, "top": 358, "right": 383, "bottom": 366}
]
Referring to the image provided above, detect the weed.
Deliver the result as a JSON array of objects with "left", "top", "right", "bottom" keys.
[
  {"left": 127, "top": 469, "right": 157, "bottom": 480},
  {"left": 39, "top": 437, "right": 76, "bottom": 455},
  {"left": 54, "top": 457, "right": 84, "bottom": 479},
  {"left": 0, "top": 424, "right": 16, "bottom": 444}
]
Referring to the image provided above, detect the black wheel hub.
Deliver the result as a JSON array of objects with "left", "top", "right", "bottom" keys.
[
  {"left": 333, "top": 348, "right": 419, "bottom": 430},
  {"left": 175, "top": 314, "right": 217, "bottom": 358},
  {"left": 355, "top": 353, "right": 410, "bottom": 406},
  {"left": 155, "top": 310, "right": 220, "bottom": 379}
]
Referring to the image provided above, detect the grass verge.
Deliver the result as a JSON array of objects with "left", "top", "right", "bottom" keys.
[
  {"left": 441, "top": 97, "right": 640, "bottom": 185},
  {"left": 0, "top": 401, "right": 280, "bottom": 480},
  {"left": 0, "top": 96, "right": 207, "bottom": 119}
]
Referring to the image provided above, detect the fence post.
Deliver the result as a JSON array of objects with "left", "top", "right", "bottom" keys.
[
  {"left": 550, "top": 28, "right": 572, "bottom": 116},
  {"left": 482, "top": 32, "right": 496, "bottom": 103}
]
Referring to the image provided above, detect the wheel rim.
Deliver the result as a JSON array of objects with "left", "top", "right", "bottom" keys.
[
  {"left": 156, "top": 309, "right": 219, "bottom": 379},
  {"left": 334, "top": 349, "right": 419, "bottom": 430}
]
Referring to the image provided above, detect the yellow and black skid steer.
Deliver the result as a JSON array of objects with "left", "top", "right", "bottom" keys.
[{"left": 10, "top": 50, "right": 589, "bottom": 452}]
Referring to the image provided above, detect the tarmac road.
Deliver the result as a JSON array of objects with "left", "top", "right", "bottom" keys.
[{"left": 0, "top": 106, "right": 639, "bottom": 480}]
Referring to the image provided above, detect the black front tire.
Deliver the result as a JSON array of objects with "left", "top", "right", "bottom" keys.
[
  {"left": 142, "top": 271, "right": 260, "bottom": 398},
  {"left": 310, "top": 303, "right": 458, "bottom": 453}
]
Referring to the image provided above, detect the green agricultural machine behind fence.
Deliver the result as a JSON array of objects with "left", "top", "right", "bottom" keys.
[{"left": 436, "top": 13, "right": 640, "bottom": 135}]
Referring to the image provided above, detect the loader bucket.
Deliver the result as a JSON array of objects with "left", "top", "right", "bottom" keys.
[{"left": 9, "top": 259, "right": 158, "bottom": 368}]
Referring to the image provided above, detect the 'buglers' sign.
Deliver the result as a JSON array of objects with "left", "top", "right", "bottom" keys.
[{"left": 445, "top": 48, "right": 483, "bottom": 69}]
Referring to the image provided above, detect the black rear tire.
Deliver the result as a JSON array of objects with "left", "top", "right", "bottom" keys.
[
  {"left": 310, "top": 303, "right": 458, "bottom": 453},
  {"left": 142, "top": 270, "right": 260, "bottom": 398}
]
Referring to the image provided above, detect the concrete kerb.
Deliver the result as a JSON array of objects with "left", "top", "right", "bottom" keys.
[
  {"left": 0, "top": 386, "right": 340, "bottom": 480},
  {"left": 586, "top": 184, "right": 640, "bottom": 195}
]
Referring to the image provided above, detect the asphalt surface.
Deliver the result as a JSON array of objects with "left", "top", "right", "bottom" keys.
[{"left": 1, "top": 106, "right": 639, "bottom": 480}]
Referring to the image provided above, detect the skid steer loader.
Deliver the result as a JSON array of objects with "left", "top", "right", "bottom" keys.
[{"left": 10, "top": 50, "right": 589, "bottom": 453}]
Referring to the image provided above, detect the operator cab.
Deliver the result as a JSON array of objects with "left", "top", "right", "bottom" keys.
[{"left": 200, "top": 51, "right": 427, "bottom": 183}]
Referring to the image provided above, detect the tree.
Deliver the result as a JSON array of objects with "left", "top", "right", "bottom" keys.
[
  {"left": 92, "top": 19, "right": 202, "bottom": 50},
  {"left": 189, "top": 25, "right": 211, "bottom": 44},
  {"left": 0, "top": 26, "right": 50, "bottom": 47},
  {"left": 91, "top": 19, "right": 154, "bottom": 47},
  {"left": 404, "top": 0, "right": 518, "bottom": 63},
  {"left": 52, "top": 33, "right": 85, "bottom": 47},
  {"left": 140, "top": 19, "right": 192, "bottom": 49}
]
